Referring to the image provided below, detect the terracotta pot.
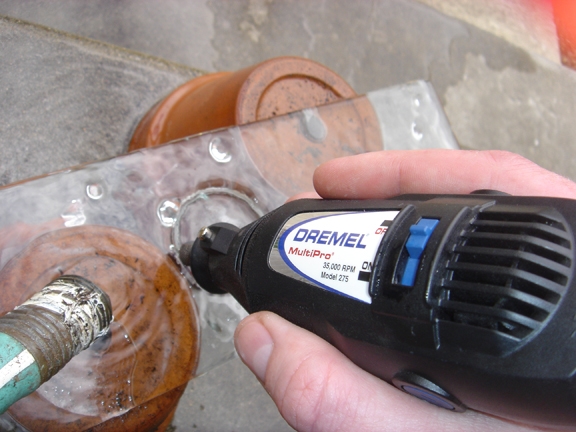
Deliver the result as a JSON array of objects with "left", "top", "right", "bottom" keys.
[
  {"left": 129, "top": 56, "right": 383, "bottom": 196},
  {"left": 0, "top": 226, "right": 199, "bottom": 431},
  {"left": 129, "top": 56, "right": 357, "bottom": 150}
]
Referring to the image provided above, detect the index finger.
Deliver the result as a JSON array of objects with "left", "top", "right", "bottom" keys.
[{"left": 313, "top": 150, "right": 576, "bottom": 200}]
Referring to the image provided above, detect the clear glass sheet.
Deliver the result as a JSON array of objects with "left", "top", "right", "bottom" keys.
[{"left": 0, "top": 81, "right": 457, "bottom": 429}]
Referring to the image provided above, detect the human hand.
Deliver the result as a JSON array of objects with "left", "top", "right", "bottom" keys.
[{"left": 234, "top": 150, "right": 576, "bottom": 432}]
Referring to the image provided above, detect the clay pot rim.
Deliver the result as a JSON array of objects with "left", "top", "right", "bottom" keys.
[{"left": 235, "top": 56, "right": 356, "bottom": 124}]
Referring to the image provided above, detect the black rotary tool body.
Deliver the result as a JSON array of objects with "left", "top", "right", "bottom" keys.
[{"left": 181, "top": 194, "right": 576, "bottom": 428}]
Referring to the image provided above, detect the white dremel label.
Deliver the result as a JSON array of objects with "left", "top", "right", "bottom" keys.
[{"left": 274, "top": 211, "right": 399, "bottom": 303}]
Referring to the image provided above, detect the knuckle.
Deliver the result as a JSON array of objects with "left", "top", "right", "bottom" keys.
[{"left": 484, "top": 150, "right": 533, "bottom": 169}]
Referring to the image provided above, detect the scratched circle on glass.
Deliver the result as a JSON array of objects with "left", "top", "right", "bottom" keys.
[{"left": 176, "top": 192, "right": 258, "bottom": 248}]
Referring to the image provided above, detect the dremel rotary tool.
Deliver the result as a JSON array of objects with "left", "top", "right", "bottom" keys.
[{"left": 179, "top": 194, "right": 576, "bottom": 428}]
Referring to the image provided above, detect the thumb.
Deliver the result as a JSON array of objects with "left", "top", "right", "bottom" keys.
[{"left": 234, "top": 311, "right": 534, "bottom": 432}]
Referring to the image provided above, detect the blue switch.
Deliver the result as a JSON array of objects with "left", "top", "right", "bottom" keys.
[{"left": 400, "top": 218, "right": 439, "bottom": 286}]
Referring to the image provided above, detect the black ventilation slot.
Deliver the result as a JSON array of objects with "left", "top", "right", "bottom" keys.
[
  {"left": 472, "top": 218, "right": 571, "bottom": 248},
  {"left": 431, "top": 205, "right": 573, "bottom": 353},
  {"left": 438, "top": 297, "right": 540, "bottom": 339},
  {"left": 456, "top": 235, "right": 572, "bottom": 270},
  {"left": 453, "top": 245, "right": 570, "bottom": 286},
  {"left": 475, "top": 205, "right": 568, "bottom": 229}
]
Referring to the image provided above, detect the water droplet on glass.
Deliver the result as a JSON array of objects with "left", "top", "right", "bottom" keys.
[
  {"left": 411, "top": 122, "right": 424, "bottom": 141},
  {"left": 157, "top": 199, "right": 180, "bottom": 227},
  {"left": 209, "top": 137, "right": 233, "bottom": 163},
  {"left": 204, "top": 299, "right": 246, "bottom": 342},
  {"left": 208, "top": 319, "right": 223, "bottom": 333},
  {"left": 301, "top": 108, "right": 327, "bottom": 143},
  {"left": 61, "top": 199, "right": 86, "bottom": 227},
  {"left": 86, "top": 183, "right": 104, "bottom": 200},
  {"left": 413, "top": 96, "right": 421, "bottom": 108}
]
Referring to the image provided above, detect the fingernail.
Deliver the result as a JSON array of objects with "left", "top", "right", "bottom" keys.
[{"left": 235, "top": 319, "right": 274, "bottom": 382}]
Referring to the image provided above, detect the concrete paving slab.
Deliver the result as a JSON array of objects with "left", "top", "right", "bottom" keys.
[{"left": 0, "top": 16, "right": 201, "bottom": 186}]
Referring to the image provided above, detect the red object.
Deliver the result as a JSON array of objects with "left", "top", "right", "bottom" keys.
[{"left": 552, "top": 0, "right": 576, "bottom": 68}]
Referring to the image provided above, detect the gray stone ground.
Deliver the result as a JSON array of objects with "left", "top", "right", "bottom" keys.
[{"left": 1, "top": 1, "right": 575, "bottom": 431}]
